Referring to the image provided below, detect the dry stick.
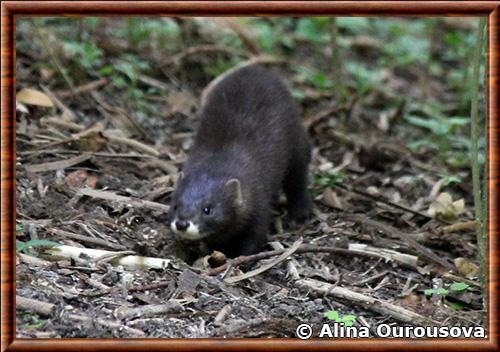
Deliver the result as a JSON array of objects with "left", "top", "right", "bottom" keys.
[
  {"left": 39, "top": 85, "right": 78, "bottom": 122},
  {"left": 25, "top": 153, "right": 92, "bottom": 173},
  {"left": 45, "top": 227, "right": 127, "bottom": 251},
  {"left": 269, "top": 241, "right": 300, "bottom": 280},
  {"left": 86, "top": 279, "right": 176, "bottom": 298},
  {"left": 223, "top": 19, "right": 261, "bottom": 55},
  {"left": 349, "top": 215, "right": 455, "bottom": 272},
  {"left": 57, "top": 77, "right": 109, "bottom": 98},
  {"left": 348, "top": 243, "right": 418, "bottom": 267},
  {"left": 441, "top": 220, "right": 477, "bottom": 234},
  {"left": 334, "top": 183, "right": 432, "bottom": 220},
  {"left": 224, "top": 238, "right": 303, "bottom": 284},
  {"left": 296, "top": 278, "right": 441, "bottom": 326},
  {"left": 18, "top": 149, "right": 157, "bottom": 159},
  {"left": 43, "top": 116, "right": 84, "bottom": 132},
  {"left": 442, "top": 273, "right": 481, "bottom": 288},
  {"left": 102, "top": 132, "right": 160, "bottom": 157},
  {"left": 77, "top": 188, "right": 170, "bottom": 213},
  {"left": 207, "top": 243, "right": 416, "bottom": 277},
  {"left": 214, "top": 304, "right": 233, "bottom": 325},
  {"left": 114, "top": 300, "right": 184, "bottom": 320},
  {"left": 16, "top": 295, "right": 145, "bottom": 337},
  {"left": 17, "top": 253, "right": 52, "bottom": 268},
  {"left": 45, "top": 244, "right": 171, "bottom": 270}
]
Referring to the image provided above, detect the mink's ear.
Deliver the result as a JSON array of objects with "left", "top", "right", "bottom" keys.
[{"left": 225, "top": 178, "right": 243, "bottom": 206}]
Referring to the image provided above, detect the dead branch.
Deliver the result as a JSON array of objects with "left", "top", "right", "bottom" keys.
[
  {"left": 206, "top": 243, "right": 416, "bottom": 277},
  {"left": 77, "top": 188, "right": 170, "bottom": 213},
  {"left": 224, "top": 238, "right": 303, "bottom": 284},
  {"left": 16, "top": 295, "right": 145, "bottom": 337},
  {"left": 114, "top": 300, "right": 184, "bottom": 320},
  {"left": 24, "top": 153, "right": 92, "bottom": 173},
  {"left": 295, "top": 278, "right": 441, "bottom": 326},
  {"left": 45, "top": 244, "right": 171, "bottom": 270}
]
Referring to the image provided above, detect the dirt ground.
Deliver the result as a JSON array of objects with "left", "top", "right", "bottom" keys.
[{"left": 15, "top": 17, "right": 485, "bottom": 338}]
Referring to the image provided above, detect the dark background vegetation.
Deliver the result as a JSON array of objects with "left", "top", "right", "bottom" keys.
[{"left": 15, "top": 17, "right": 486, "bottom": 338}]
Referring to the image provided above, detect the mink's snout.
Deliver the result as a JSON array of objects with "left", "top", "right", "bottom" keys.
[{"left": 175, "top": 220, "right": 188, "bottom": 232}]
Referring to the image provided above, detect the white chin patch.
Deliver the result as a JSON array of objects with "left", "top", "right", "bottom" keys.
[{"left": 172, "top": 220, "right": 204, "bottom": 240}]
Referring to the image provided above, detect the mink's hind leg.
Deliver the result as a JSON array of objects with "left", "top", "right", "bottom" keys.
[{"left": 283, "top": 136, "right": 312, "bottom": 226}]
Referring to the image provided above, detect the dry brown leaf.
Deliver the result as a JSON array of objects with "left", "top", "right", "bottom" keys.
[
  {"left": 454, "top": 257, "right": 480, "bottom": 279},
  {"left": 65, "top": 170, "right": 98, "bottom": 189},
  {"left": 77, "top": 131, "right": 109, "bottom": 152},
  {"left": 17, "top": 88, "right": 54, "bottom": 107},
  {"left": 321, "top": 188, "right": 343, "bottom": 209},
  {"left": 427, "top": 192, "right": 465, "bottom": 221}
]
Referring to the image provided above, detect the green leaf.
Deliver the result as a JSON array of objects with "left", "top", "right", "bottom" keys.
[
  {"left": 447, "top": 301, "right": 464, "bottom": 310},
  {"left": 441, "top": 176, "right": 461, "bottom": 187},
  {"left": 311, "top": 72, "right": 333, "bottom": 90},
  {"left": 99, "top": 65, "right": 114, "bottom": 76},
  {"left": 437, "top": 288, "right": 449, "bottom": 296},
  {"left": 425, "top": 288, "right": 448, "bottom": 297},
  {"left": 16, "top": 223, "right": 23, "bottom": 232},
  {"left": 324, "top": 310, "right": 340, "bottom": 321},
  {"left": 16, "top": 239, "right": 61, "bottom": 253},
  {"left": 295, "top": 18, "right": 328, "bottom": 43},
  {"left": 450, "top": 282, "right": 470, "bottom": 292},
  {"left": 116, "top": 62, "right": 137, "bottom": 82},
  {"left": 405, "top": 115, "right": 449, "bottom": 136},
  {"left": 341, "top": 315, "right": 356, "bottom": 326},
  {"left": 424, "top": 288, "right": 437, "bottom": 296}
]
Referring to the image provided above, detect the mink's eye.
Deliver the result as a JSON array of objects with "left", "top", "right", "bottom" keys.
[
  {"left": 202, "top": 206, "right": 211, "bottom": 215},
  {"left": 173, "top": 205, "right": 177, "bottom": 211}
]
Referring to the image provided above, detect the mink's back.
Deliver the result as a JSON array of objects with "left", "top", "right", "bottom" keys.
[{"left": 186, "top": 65, "right": 303, "bottom": 195}]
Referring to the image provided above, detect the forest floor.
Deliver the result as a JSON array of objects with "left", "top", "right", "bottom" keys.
[{"left": 15, "top": 17, "right": 485, "bottom": 338}]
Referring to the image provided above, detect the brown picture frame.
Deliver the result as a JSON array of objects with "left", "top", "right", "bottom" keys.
[{"left": 1, "top": 1, "right": 499, "bottom": 351}]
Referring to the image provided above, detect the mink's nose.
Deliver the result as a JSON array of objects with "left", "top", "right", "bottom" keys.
[{"left": 176, "top": 220, "right": 188, "bottom": 232}]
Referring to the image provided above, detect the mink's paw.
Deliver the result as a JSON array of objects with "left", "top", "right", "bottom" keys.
[{"left": 287, "top": 201, "right": 311, "bottom": 228}]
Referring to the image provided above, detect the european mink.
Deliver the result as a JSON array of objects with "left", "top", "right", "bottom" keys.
[{"left": 170, "top": 64, "right": 311, "bottom": 258}]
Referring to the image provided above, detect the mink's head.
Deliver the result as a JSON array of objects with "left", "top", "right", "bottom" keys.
[{"left": 169, "top": 173, "right": 244, "bottom": 241}]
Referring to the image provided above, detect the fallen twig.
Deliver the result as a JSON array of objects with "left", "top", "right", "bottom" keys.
[
  {"left": 45, "top": 227, "right": 127, "bottom": 251},
  {"left": 295, "top": 278, "right": 441, "bottom": 326},
  {"left": 114, "top": 300, "right": 185, "bottom": 320},
  {"left": 57, "top": 77, "right": 109, "bottom": 98},
  {"left": 16, "top": 295, "right": 145, "bottom": 337},
  {"left": 224, "top": 238, "right": 303, "bottom": 284},
  {"left": 206, "top": 243, "right": 415, "bottom": 277},
  {"left": 349, "top": 215, "right": 455, "bottom": 272},
  {"left": 45, "top": 244, "right": 171, "bottom": 270},
  {"left": 348, "top": 243, "right": 418, "bottom": 267},
  {"left": 77, "top": 188, "right": 170, "bottom": 213},
  {"left": 440, "top": 220, "right": 477, "bottom": 234},
  {"left": 335, "top": 183, "right": 432, "bottom": 220},
  {"left": 103, "top": 132, "right": 160, "bottom": 157},
  {"left": 25, "top": 153, "right": 92, "bottom": 173}
]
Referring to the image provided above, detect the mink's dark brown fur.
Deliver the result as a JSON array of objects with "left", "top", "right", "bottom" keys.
[{"left": 169, "top": 64, "right": 311, "bottom": 258}]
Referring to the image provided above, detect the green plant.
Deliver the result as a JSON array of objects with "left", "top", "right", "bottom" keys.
[
  {"left": 324, "top": 310, "right": 357, "bottom": 327},
  {"left": 424, "top": 282, "right": 470, "bottom": 298},
  {"left": 16, "top": 239, "right": 61, "bottom": 254},
  {"left": 310, "top": 171, "right": 345, "bottom": 196}
]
